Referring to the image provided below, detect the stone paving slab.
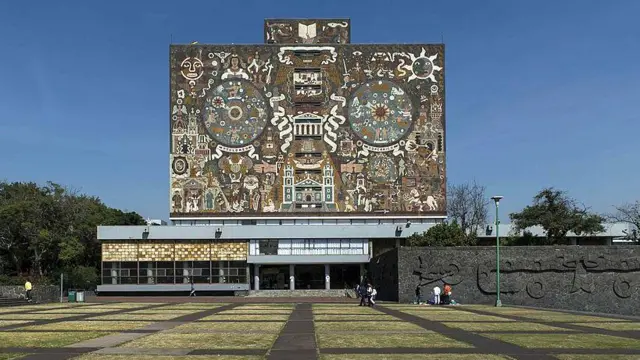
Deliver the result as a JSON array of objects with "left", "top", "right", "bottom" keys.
[
  {"left": 66, "top": 332, "right": 148, "bottom": 348},
  {"left": 267, "top": 303, "right": 317, "bottom": 360}
]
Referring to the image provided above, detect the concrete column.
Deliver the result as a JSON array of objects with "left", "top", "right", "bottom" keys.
[
  {"left": 111, "top": 263, "right": 118, "bottom": 285},
  {"left": 146, "top": 263, "right": 154, "bottom": 284},
  {"left": 360, "top": 263, "right": 366, "bottom": 283},
  {"left": 253, "top": 264, "right": 260, "bottom": 290},
  {"left": 395, "top": 238, "right": 401, "bottom": 248},
  {"left": 182, "top": 261, "right": 189, "bottom": 284},
  {"left": 289, "top": 264, "right": 295, "bottom": 290},
  {"left": 325, "top": 264, "right": 330, "bottom": 290}
]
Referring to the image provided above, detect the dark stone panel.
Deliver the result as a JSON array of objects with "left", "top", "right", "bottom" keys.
[
  {"left": 371, "top": 246, "right": 640, "bottom": 316},
  {"left": 368, "top": 248, "right": 398, "bottom": 301},
  {"left": 264, "top": 19, "right": 350, "bottom": 44},
  {"left": 0, "top": 285, "right": 59, "bottom": 303},
  {"left": 169, "top": 44, "right": 446, "bottom": 217}
]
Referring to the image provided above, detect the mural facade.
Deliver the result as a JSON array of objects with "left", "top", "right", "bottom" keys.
[
  {"left": 170, "top": 42, "right": 446, "bottom": 217},
  {"left": 264, "top": 19, "right": 350, "bottom": 44}
]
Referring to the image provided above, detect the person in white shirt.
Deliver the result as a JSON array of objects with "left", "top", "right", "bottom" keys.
[{"left": 432, "top": 286, "right": 441, "bottom": 305}]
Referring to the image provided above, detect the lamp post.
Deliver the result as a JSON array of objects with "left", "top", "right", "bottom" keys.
[{"left": 491, "top": 195, "right": 503, "bottom": 307}]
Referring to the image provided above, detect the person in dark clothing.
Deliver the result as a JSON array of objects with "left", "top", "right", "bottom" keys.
[
  {"left": 189, "top": 277, "right": 196, "bottom": 297},
  {"left": 414, "top": 285, "right": 422, "bottom": 304}
]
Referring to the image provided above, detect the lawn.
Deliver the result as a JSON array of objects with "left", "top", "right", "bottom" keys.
[
  {"left": 0, "top": 331, "right": 111, "bottom": 347},
  {"left": 570, "top": 322, "right": 640, "bottom": 331},
  {"left": 441, "top": 321, "right": 573, "bottom": 332},
  {"left": 315, "top": 320, "right": 429, "bottom": 333},
  {"left": 19, "top": 320, "right": 155, "bottom": 331},
  {"left": 199, "top": 314, "right": 290, "bottom": 321},
  {"left": 172, "top": 321, "right": 285, "bottom": 332},
  {"left": 314, "top": 314, "right": 399, "bottom": 321},
  {"left": 119, "top": 332, "right": 278, "bottom": 349},
  {"left": 317, "top": 333, "right": 473, "bottom": 348},
  {"left": 87, "top": 314, "right": 183, "bottom": 321},
  {"left": 320, "top": 355, "right": 513, "bottom": 360},
  {"left": 400, "top": 311, "right": 514, "bottom": 322},
  {"left": 74, "top": 355, "right": 262, "bottom": 360},
  {"left": 481, "top": 333, "right": 640, "bottom": 349}
]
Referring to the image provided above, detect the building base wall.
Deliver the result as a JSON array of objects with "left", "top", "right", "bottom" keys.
[{"left": 370, "top": 246, "right": 640, "bottom": 316}]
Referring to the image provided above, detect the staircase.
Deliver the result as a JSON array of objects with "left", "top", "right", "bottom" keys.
[
  {"left": 246, "top": 289, "right": 357, "bottom": 298},
  {"left": 0, "top": 295, "right": 31, "bottom": 307}
]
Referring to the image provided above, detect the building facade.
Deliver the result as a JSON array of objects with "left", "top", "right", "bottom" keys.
[{"left": 97, "top": 18, "right": 446, "bottom": 294}]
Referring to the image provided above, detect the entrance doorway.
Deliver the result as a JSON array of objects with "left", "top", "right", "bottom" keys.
[
  {"left": 294, "top": 265, "right": 324, "bottom": 289},
  {"left": 330, "top": 264, "right": 361, "bottom": 289},
  {"left": 259, "top": 265, "right": 290, "bottom": 290}
]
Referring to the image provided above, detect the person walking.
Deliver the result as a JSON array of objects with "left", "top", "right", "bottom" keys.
[
  {"left": 24, "top": 279, "right": 33, "bottom": 302},
  {"left": 189, "top": 277, "right": 196, "bottom": 297},
  {"left": 414, "top": 285, "right": 423, "bottom": 304}
]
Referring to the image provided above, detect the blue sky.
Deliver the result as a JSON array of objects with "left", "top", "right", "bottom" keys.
[{"left": 0, "top": 0, "right": 638, "bottom": 222}]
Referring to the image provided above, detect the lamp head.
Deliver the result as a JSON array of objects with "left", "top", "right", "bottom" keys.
[{"left": 491, "top": 195, "right": 503, "bottom": 204}]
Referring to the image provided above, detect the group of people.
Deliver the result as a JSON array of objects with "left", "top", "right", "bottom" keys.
[
  {"left": 414, "top": 283, "right": 454, "bottom": 305},
  {"left": 356, "top": 282, "right": 377, "bottom": 306}
]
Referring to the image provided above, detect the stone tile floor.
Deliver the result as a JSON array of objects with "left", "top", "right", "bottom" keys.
[{"left": 0, "top": 301, "right": 638, "bottom": 360}]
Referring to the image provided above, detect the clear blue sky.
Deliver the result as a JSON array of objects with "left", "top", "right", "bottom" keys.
[{"left": 0, "top": 0, "right": 638, "bottom": 222}]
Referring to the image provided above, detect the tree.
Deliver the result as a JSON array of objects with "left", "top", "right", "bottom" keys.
[
  {"left": 407, "top": 221, "right": 472, "bottom": 247},
  {"left": 0, "top": 181, "right": 145, "bottom": 285},
  {"left": 608, "top": 201, "right": 640, "bottom": 242},
  {"left": 509, "top": 188, "right": 605, "bottom": 243},
  {"left": 447, "top": 181, "right": 489, "bottom": 241}
]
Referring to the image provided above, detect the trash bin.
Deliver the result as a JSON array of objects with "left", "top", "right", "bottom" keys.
[
  {"left": 68, "top": 290, "right": 76, "bottom": 303},
  {"left": 76, "top": 291, "right": 85, "bottom": 303}
]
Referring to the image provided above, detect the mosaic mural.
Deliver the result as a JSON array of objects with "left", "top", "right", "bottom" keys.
[
  {"left": 264, "top": 19, "right": 350, "bottom": 44},
  {"left": 170, "top": 44, "right": 446, "bottom": 217}
]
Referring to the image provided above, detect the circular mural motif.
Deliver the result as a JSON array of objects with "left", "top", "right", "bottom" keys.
[
  {"left": 368, "top": 153, "right": 397, "bottom": 183},
  {"left": 202, "top": 80, "right": 269, "bottom": 147},
  {"left": 347, "top": 80, "right": 413, "bottom": 146},
  {"left": 412, "top": 57, "right": 435, "bottom": 79},
  {"left": 172, "top": 156, "right": 188, "bottom": 175}
]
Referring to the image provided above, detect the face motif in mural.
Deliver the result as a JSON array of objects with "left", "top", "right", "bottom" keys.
[
  {"left": 180, "top": 57, "right": 204, "bottom": 81},
  {"left": 202, "top": 80, "right": 269, "bottom": 147},
  {"left": 348, "top": 80, "right": 414, "bottom": 146}
]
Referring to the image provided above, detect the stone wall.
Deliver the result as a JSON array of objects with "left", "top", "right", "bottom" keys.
[
  {"left": 368, "top": 248, "right": 399, "bottom": 302},
  {"left": 0, "top": 285, "right": 60, "bottom": 303},
  {"left": 370, "top": 246, "right": 640, "bottom": 316}
]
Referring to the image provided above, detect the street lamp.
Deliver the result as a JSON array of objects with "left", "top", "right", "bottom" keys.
[{"left": 491, "top": 195, "right": 503, "bottom": 307}]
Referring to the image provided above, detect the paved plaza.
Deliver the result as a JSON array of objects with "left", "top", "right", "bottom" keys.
[{"left": 0, "top": 301, "right": 638, "bottom": 360}]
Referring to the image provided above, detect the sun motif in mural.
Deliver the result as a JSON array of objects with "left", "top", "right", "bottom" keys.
[
  {"left": 347, "top": 80, "right": 413, "bottom": 146},
  {"left": 407, "top": 48, "right": 442, "bottom": 83},
  {"left": 202, "top": 80, "right": 269, "bottom": 147}
]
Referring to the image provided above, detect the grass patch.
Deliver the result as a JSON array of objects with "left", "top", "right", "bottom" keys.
[
  {"left": 157, "top": 304, "right": 227, "bottom": 310},
  {"left": 320, "top": 355, "right": 512, "bottom": 360},
  {"left": 120, "top": 332, "right": 277, "bottom": 349},
  {"left": 199, "top": 314, "right": 290, "bottom": 321},
  {"left": 173, "top": 321, "right": 285, "bottom": 332},
  {"left": 0, "top": 331, "right": 111, "bottom": 347},
  {"left": 314, "top": 314, "right": 398, "bottom": 321},
  {"left": 317, "top": 333, "right": 472, "bottom": 348},
  {"left": 88, "top": 303, "right": 164, "bottom": 309},
  {"left": 127, "top": 309, "right": 198, "bottom": 315},
  {"left": 554, "top": 356, "right": 640, "bottom": 360},
  {"left": 20, "top": 321, "right": 155, "bottom": 331},
  {"left": 0, "top": 313, "right": 76, "bottom": 320},
  {"left": 314, "top": 308, "right": 381, "bottom": 314},
  {"left": 87, "top": 314, "right": 182, "bottom": 321},
  {"left": 0, "top": 320, "right": 33, "bottom": 327},
  {"left": 442, "top": 321, "right": 573, "bottom": 332},
  {"left": 402, "top": 311, "right": 513, "bottom": 322},
  {"left": 315, "top": 321, "right": 428, "bottom": 333},
  {"left": 570, "top": 322, "right": 640, "bottom": 331},
  {"left": 514, "top": 313, "right": 629, "bottom": 323},
  {"left": 74, "top": 355, "right": 262, "bottom": 360},
  {"left": 33, "top": 308, "right": 115, "bottom": 314},
  {"left": 482, "top": 333, "right": 640, "bottom": 349},
  {"left": 0, "top": 354, "right": 27, "bottom": 360},
  {"left": 219, "top": 309, "right": 292, "bottom": 315},
  {"left": 239, "top": 304, "right": 295, "bottom": 309}
]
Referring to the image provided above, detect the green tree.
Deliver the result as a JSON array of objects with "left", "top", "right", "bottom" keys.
[
  {"left": 509, "top": 188, "right": 605, "bottom": 244},
  {"left": 407, "top": 221, "right": 472, "bottom": 247},
  {"left": 0, "top": 181, "right": 145, "bottom": 284}
]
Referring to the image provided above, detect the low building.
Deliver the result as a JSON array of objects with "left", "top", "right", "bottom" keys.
[{"left": 476, "top": 222, "right": 638, "bottom": 245}]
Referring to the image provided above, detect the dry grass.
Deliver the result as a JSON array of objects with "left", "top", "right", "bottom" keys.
[
  {"left": 74, "top": 355, "right": 262, "bottom": 360},
  {"left": 314, "top": 314, "right": 398, "bottom": 321},
  {"left": 317, "top": 333, "right": 472, "bottom": 348},
  {"left": 0, "top": 354, "right": 27, "bottom": 360},
  {"left": 402, "top": 311, "right": 514, "bottom": 322},
  {"left": 554, "top": 356, "right": 640, "bottom": 360},
  {"left": 20, "top": 321, "right": 155, "bottom": 331},
  {"left": 569, "top": 322, "right": 640, "bottom": 331},
  {"left": 87, "top": 314, "right": 182, "bottom": 321},
  {"left": 199, "top": 314, "right": 290, "bottom": 321},
  {"left": 0, "top": 320, "right": 33, "bottom": 327},
  {"left": 171, "top": 321, "right": 285, "bottom": 332},
  {"left": 33, "top": 308, "right": 116, "bottom": 314},
  {"left": 512, "top": 313, "right": 630, "bottom": 323},
  {"left": 0, "top": 331, "right": 111, "bottom": 347},
  {"left": 218, "top": 309, "right": 293, "bottom": 315},
  {"left": 320, "top": 355, "right": 513, "bottom": 360},
  {"left": 127, "top": 309, "right": 198, "bottom": 315},
  {"left": 119, "top": 332, "right": 277, "bottom": 349},
  {"left": 481, "top": 333, "right": 640, "bottom": 349},
  {"left": 0, "top": 313, "right": 77, "bottom": 320},
  {"left": 442, "top": 321, "right": 573, "bottom": 332},
  {"left": 315, "top": 320, "right": 428, "bottom": 333}
]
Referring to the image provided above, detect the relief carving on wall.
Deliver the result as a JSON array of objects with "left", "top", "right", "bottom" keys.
[{"left": 170, "top": 44, "right": 446, "bottom": 217}]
